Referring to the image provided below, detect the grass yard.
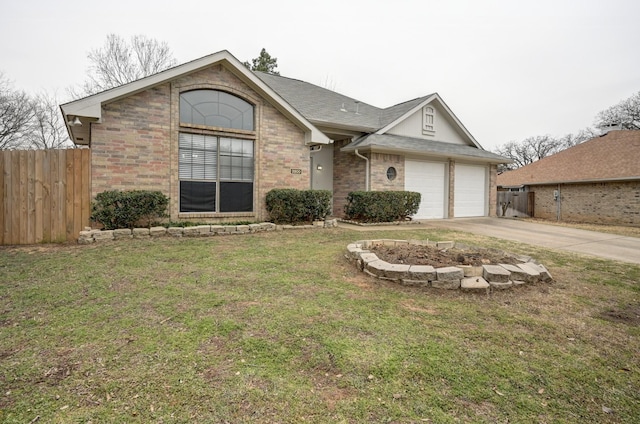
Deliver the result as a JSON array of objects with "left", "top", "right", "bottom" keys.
[{"left": 0, "top": 227, "right": 638, "bottom": 423}]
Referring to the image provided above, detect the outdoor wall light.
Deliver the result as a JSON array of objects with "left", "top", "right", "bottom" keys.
[
  {"left": 316, "top": 165, "right": 323, "bottom": 171},
  {"left": 69, "top": 116, "right": 82, "bottom": 126}
]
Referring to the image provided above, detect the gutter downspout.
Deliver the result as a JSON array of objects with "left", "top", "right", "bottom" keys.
[{"left": 354, "top": 149, "right": 369, "bottom": 191}]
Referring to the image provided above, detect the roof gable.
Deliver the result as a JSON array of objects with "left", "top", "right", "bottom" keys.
[
  {"left": 497, "top": 130, "right": 640, "bottom": 186},
  {"left": 61, "top": 50, "right": 330, "bottom": 145},
  {"left": 376, "top": 94, "right": 482, "bottom": 149}
]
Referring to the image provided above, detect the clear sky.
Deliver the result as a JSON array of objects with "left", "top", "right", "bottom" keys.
[{"left": 1, "top": 0, "right": 638, "bottom": 151}]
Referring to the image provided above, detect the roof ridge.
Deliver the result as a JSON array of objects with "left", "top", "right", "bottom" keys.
[
  {"left": 382, "top": 94, "right": 435, "bottom": 110},
  {"left": 255, "top": 71, "right": 377, "bottom": 107}
]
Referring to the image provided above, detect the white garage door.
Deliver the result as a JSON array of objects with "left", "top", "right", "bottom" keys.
[
  {"left": 405, "top": 160, "right": 446, "bottom": 219},
  {"left": 454, "top": 164, "right": 487, "bottom": 217}
]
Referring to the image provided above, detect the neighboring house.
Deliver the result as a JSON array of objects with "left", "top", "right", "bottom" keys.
[
  {"left": 497, "top": 130, "right": 640, "bottom": 226},
  {"left": 61, "top": 50, "right": 508, "bottom": 223}
]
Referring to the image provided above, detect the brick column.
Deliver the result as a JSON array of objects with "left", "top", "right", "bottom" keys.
[{"left": 448, "top": 160, "right": 455, "bottom": 218}]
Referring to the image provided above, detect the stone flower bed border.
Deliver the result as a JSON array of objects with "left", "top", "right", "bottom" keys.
[
  {"left": 346, "top": 239, "right": 553, "bottom": 293},
  {"left": 78, "top": 219, "right": 339, "bottom": 244}
]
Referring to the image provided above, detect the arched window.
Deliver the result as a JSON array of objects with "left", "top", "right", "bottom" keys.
[
  {"left": 179, "top": 90, "right": 255, "bottom": 213},
  {"left": 180, "top": 90, "right": 254, "bottom": 130}
]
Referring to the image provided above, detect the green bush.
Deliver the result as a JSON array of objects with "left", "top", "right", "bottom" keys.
[
  {"left": 344, "top": 191, "right": 421, "bottom": 223},
  {"left": 266, "top": 189, "right": 332, "bottom": 224},
  {"left": 91, "top": 190, "right": 169, "bottom": 230}
]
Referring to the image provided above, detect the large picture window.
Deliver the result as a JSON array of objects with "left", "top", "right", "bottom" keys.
[
  {"left": 179, "top": 133, "right": 254, "bottom": 213},
  {"left": 179, "top": 90, "right": 255, "bottom": 213}
]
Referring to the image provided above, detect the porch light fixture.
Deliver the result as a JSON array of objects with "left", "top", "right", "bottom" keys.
[
  {"left": 316, "top": 164, "right": 323, "bottom": 171},
  {"left": 70, "top": 116, "right": 82, "bottom": 126}
]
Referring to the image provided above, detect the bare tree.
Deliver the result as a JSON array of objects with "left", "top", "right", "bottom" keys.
[
  {"left": 0, "top": 72, "right": 35, "bottom": 150},
  {"left": 26, "top": 91, "right": 72, "bottom": 149},
  {"left": 495, "top": 130, "right": 596, "bottom": 171},
  {"left": 72, "top": 34, "right": 177, "bottom": 97},
  {"left": 595, "top": 91, "right": 640, "bottom": 130},
  {"left": 557, "top": 128, "right": 597, "bottom": 150},
  {"left": 495, "top": 135, "right": 558, "bottom": 169}
]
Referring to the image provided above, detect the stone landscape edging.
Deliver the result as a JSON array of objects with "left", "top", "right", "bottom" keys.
[
  {"left": 78, "top": 219, "right": 339, "bottom": 244},
  {"left": 346, "top": 239, "right": 553, "bottom": 293}
]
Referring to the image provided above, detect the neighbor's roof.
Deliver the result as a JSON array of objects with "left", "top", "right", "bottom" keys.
[
  {"left": 497, "top": 130, "right": 640, "bottom": 186},
  {"left": 60, "top": 50, "right": 330, "bottom": 146},
  {"left": 342, "top": 134, "right": 508, "bottom": 163}
]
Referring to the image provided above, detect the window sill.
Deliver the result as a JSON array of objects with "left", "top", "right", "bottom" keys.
[{"left": 178, "top": 212, "right": 256, "bottom": 219}]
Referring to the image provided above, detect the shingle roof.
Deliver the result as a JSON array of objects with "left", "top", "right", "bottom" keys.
[
  {"left": 255, "top": 72, "right": 435, "bottom": 131},
  {"left": 342, "top": 134, "right": 508, "bottom": 163},
  {"left": 497, "top": 130, "right": 640, "bottom": 186}
]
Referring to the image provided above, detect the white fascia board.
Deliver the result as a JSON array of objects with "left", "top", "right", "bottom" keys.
[
  {"left": 376, "top": 93, "right": 483, "bottom": 149},
  {"left": 60, "top": 50, "right": 331, "bottom": 145}
]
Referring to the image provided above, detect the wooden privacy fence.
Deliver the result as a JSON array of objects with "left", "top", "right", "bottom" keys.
[
  {"left": 497, "top": 190, "right": 535, "bottom": 218},
  {"left": 0, "top": 149, "right": 91, "bottom": 245}
]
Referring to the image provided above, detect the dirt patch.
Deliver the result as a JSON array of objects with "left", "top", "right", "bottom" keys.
[
  {"left": 371, "top": 244, "right": 521, "bottom": 268},
  {"left": 600, "top": 303, "right": 640, "bottom": 326}
]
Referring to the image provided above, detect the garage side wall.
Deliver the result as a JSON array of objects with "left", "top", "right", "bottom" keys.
[
  {"left": 370, "top": 153, "right": 404, "bottom": 191},
  {"left": 532, "top": 181, "right": 640, "bottom": 226}
]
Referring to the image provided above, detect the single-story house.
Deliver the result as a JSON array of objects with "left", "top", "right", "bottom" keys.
[
  {"left": 497, "top": 130, "right": 640, "bottom": 226},
  {"left": 61, "top": 50, "right": 508, "bottom": 223}
]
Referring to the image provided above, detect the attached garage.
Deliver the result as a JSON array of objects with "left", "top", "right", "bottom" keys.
[
  {"left": 405, "top": 160, "right": 447, "bottom": 219},
  {"left": 454, "top": 164, "right": 487, "bottom": 217}
]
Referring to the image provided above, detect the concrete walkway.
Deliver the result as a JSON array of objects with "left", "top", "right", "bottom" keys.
[{"left": 339, "top": 217, "right": 640, "bottom": 265}]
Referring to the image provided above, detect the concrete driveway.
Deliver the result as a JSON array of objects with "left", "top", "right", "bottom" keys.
[{"left": 341, "top": 217, "right": 640, "bottom": 265}]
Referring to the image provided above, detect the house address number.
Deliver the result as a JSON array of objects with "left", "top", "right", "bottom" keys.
[{"left": 290, "top": 168, "right": 302, "bottom": 174}]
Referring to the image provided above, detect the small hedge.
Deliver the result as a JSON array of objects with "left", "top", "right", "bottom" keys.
[
  {"left": 91, "top": 190, "right": 169, "bottom": 230},
  {"left": 344, "top": 191, "right": 421, "bottom": 223},
  {"left": 266, "top": 189, "right": 332, "bottom": 224}
]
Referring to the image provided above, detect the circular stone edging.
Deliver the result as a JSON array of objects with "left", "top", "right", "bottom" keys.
[{"left": 346, "top": 239, "right": 552, "bottom": 293}]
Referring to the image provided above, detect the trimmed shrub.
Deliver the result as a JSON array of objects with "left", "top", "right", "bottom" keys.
[
  {"left": 344, "top": 191, "right": 421, "bottom": 223},
  {"left": 266, "top": 189, "right": 332, "bottom": 224},
  {"left": 91, "top": 190, "right": 169, "bottom": 230}
]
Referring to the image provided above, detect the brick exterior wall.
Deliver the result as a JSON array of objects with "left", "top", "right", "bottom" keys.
[
  {"left": 90, "top": 64, "right": 309, "bottom": 223},
  {"left": 531, "top": 181, "right": 640, "bottom": 226},
  {"left": 370, "top": 153, "right": 404, "bottom": 191},
  {"left": 448, "top": 160, "right": 455, "bottom": 218},
  {"left": 91, "top": 86, "right": 172, "bottom": 196},
  {"left": 488, "top": 164, "right": 498, "bottom": 217},
  {"left": 332, "top": 139, "right": 366, "bottom": 217}
]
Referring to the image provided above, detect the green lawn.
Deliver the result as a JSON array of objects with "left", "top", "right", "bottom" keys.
[{"left": 1, "top": 227, "right": 638, "bottom": 423}]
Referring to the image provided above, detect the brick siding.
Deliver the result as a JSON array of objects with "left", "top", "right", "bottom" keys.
[
  {"left": 531, "top": 181, "right": 640, "bottom": 226},
  {"left": 488, "top": 164, "right": 498, "bottom": 217},
  {"left": 370, "top": 153, "right": 404, "bottom": 191},
  {"left": 332, "top": 139, "right": 366, "bottom": 217}
]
